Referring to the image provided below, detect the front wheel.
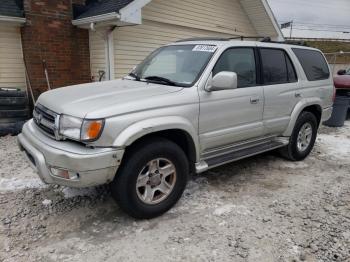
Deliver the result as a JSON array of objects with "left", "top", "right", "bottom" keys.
[
  {"left": 111, "top": 138, "right": 189, "bottom": 219},
  {"left": 279, "top": 111, "right": 318, "bottom": 161}
]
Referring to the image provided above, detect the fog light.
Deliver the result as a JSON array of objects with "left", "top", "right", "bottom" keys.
[{"left": 50, "top": 167, "right": 79, "bottom": 180}]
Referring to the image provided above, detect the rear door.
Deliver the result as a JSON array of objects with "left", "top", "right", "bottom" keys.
[{"left": 258, "top": 47, "right": 300, "bottom": 135}]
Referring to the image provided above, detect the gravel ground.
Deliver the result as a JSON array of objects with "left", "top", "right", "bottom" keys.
[{"left": 0, "top": 122, "right": 350, "bottom": 262}]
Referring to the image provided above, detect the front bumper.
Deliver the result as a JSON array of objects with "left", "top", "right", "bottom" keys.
[{"left": 17, "top": 120, "right": 124, "bottom": 187}]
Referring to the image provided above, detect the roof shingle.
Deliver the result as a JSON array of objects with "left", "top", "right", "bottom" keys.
[
  {"left": 74, "top": 0, "right": 134, "bottom": 20},
  {"left": 0, "top": 0, "right": 24, "bottom": 18}
]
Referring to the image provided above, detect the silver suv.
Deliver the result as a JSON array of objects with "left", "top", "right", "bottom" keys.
[{"left": 18, "top": 39, "right": 334, "bottom": 218}]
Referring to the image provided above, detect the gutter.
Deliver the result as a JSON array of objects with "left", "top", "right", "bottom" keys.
[
  {"left": 72, "top": 12, "right": 120, "bottom": 26},
  {"left": 0, "top": 15, "right": 26, "bottom": 24}
]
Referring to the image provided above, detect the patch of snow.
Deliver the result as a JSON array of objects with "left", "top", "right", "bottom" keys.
[
  {"left": 280, "top": 162, "right": 309, "bottom": 169},
  {"left": 42, "top": 199, "right": 52, "bottom": 206},
  {"left": 317, "top": 134, "right": 350, "bottom": 160},
  {"left": 0, "top": 177, "right": 46, "bottom": 191},
  {"left": 213, "top": 204, "right": 250, "bottom": 216},
  {"left": 60, "top": 187, "right": 98, "bottom": 199}
]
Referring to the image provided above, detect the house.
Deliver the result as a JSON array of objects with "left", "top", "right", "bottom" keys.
[
  {"left": 0, "top": 0, "right": 26, "bottom": 91},
  {"left": 0, "top": 0, "right": 283, "bottom": 97}
]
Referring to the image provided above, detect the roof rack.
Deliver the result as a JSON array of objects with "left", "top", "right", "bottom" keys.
[
  {"left": 176, "top": 36, "right": 265, "bottom": 42},
  {"left": 175, "top": 36, "right": 307, "bottom": 46}
]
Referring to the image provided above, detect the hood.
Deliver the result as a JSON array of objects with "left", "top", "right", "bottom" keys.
[
  {"left": 334, "top": 75, "right": 350, "bottom": 89},
  {"left": 37, "top": 79, "right": 183, "bottom": 118}
]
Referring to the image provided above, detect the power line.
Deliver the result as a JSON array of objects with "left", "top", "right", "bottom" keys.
[{"left": 289, "top": 27, "right": 350, "bottom": 33}]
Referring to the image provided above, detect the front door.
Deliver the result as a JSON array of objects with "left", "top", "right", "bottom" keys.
[{"left": 199, "top": 47, "right": 264, "bottom": 153}]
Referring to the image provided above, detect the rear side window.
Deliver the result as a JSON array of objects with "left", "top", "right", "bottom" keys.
[
  {"left": 292, "top": 48, "right": 330, "bottom": 81},
  {"left": 260, "top": 48, "right": 297, "bottom": 85}
]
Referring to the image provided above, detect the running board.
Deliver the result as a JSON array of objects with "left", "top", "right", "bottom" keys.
[{"left": 196, "top": 138, "right": 288, "bottom": 173}]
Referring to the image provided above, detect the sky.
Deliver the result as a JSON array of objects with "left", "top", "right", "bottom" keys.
[{"left": 267, "top": 0, "right": 350, "bottom": 39}]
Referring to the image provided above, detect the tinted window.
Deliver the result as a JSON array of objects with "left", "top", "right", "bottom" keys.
[
  {"left": 286, "top": 54, "right": 297, "bottom": 82},
  {"left": 213, "top": 48, "right": 256, "bottom": 88},
  {"left": 292, "top": 48, "right": 330, "bottom": 81},
  {"left": 260, "top": 49, "right": 288, "bottom": 84}
]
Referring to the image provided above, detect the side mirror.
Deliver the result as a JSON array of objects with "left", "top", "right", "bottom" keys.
[
  {"left": 206, "top": 71, "right": 238, "bottom": 92},
  {"left": 337, "top": 69, "right": 346, "bottom": 75}
]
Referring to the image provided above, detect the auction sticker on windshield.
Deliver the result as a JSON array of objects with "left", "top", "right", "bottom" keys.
[{"left": 192, "top": 45, "right": 217, "bottom": 52}]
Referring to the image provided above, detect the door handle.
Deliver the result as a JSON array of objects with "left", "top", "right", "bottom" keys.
[{"left": 250, "top": 98, "right": 260, "bottom": 104}]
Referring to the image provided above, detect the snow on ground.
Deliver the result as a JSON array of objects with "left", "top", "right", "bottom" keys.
[
  {"left": 1, "top": 121, "right": 350, "bottom": 262},
  {"left": 316, "top": 122, "right": 350, "bottom": 160},
  {"left": 0, "top": 135, "right": 45, "bottom": 192}
]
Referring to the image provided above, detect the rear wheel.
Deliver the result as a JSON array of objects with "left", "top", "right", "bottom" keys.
[
  {"left": 280, "top": 111, "right": 318, "bottom": 161},
  {"left": 111, "top": 138, "right": 189, "bottom": 219}
]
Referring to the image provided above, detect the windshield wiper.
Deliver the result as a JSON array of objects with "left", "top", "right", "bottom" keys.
[
  {"left": 128, "top": 72, "right": 141, "bottom": 81},
  {"left": 144, "top": 76, "right": 177, "bottom": 86}
]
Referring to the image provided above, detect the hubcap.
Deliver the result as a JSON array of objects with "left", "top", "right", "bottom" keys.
[
  {"left": 136, "top": 158, "right": 177, "bottom": 205},
  {"left": 297, "top": 122, "right": 313, "bottom": 152}
]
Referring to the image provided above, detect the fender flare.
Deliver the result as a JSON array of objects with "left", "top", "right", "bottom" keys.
[
  {"left": 112, "top": 116, "right": 200, "bottom": 161},
  {"left": 283, "top": 98, "right": 323, "bottom": 136}
]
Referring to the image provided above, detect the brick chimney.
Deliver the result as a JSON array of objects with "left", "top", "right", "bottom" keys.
[{"left": 21, "top": 0, "right": 91, "bottom": 99}]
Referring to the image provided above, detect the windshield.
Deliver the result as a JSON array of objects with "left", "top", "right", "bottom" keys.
[{"left": 130, "top": 44, "right": 217, "bottom": 87}]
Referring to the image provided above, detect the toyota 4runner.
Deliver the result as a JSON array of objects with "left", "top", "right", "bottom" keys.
[{"left": 18, "top": 38, "right": 334, "bottom": 218}]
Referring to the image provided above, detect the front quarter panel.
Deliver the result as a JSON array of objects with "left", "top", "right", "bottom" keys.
[{"left": 90, "top": 87, "right": 201, "bottom": 160}]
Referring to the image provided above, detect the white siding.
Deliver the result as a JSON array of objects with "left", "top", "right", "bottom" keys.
[
  {"left": 240, "top": 0, "right": 278, "bottom": 38},
  {"left": 114, "top": 19, "right": 246, "bottom": 78},
  {"left": 90, "top": 0, "right": 260, "bottom": 78},
  {"left": 0, "top": 25, "right": 25, "bottom": 89},
  {"left": 89, "top": 29, "right": 107, "bottom": 81},
  {"left": 143, "top": 0, "right": 256, "bottom": 36}
]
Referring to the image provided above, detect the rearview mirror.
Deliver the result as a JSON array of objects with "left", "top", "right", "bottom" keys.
[
  {"left": 337, "top": 69, "right": 346, "bottom": 75},
  {"left": 206, "top": 71, "right": 238, "bottom": 92}
]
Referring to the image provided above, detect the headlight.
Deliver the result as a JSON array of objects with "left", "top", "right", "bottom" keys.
[
  {"left": 81, "top": 119, "right": 104, "bottom": 141},
  {"left": 59, "top": 115, "right": 82, "bottom": 140},
  {"left": 59, "top": 115, "right": 104, "bottom": 142}
]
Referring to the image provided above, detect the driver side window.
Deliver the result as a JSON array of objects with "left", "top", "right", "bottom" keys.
[{"left": 213, "top": 48, "right": 256, "bottom": 88}]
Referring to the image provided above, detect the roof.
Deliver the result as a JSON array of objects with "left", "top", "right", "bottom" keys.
[
  {"left": 74, "top": 0, "right": 134, "bottom": 20},
  {"left": 0, "top": 0, "right": 24, "bottom": 18}
]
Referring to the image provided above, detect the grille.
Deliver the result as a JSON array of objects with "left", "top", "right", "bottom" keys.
[{"left": 33, "top": 104, "right": 59, "bottom": 138}]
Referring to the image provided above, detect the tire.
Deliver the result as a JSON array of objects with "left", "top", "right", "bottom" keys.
[
  {"left": 111, "top": 137, "right": 189, "bottom": 219},
  {"left": 0, "top": 108, "right": 30, "bottom": 118},
  {"left": 0, "top": 89, "right": 26, "bottom": 97},
  {"left": 0, "top": 97, "right": 27, "bottom": 107},
  {"left": 0, "top": 121, "right": 26, "bottom": 136},
  {"left": 279, "top": 111, "right": 318, "bottom": 161}
]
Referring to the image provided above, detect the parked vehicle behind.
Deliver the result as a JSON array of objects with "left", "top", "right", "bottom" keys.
[
  {"left": 18, "top": 38, "right": 334, "bottom": 218},
  {"left": 334, "top": 68, "right": 350, "bottom": 91}
]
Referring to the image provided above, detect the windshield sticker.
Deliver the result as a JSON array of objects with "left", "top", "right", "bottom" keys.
[{"left": 192, "top": 45, "right": 217, "bottom": 52}]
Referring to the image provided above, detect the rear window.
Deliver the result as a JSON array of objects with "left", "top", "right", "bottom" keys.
[{"left": 292, "top": 48, "right": 330, "bottom": 81}]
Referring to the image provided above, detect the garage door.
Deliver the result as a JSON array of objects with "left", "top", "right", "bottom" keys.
[{"left": 0, "top": 25, "right": 26, "bottom": 90}]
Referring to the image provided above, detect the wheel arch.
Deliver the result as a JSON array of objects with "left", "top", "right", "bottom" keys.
[
  {"left": 113, "top": 116, "right": 200, "bottom": 171},
  {"left": 283, "top": 99, "right": 323, "bottom": 136}
]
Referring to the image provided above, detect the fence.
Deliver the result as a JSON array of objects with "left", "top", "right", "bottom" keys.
[{"left": 324, "top": 52, "right": 350, "bottom": 75}]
